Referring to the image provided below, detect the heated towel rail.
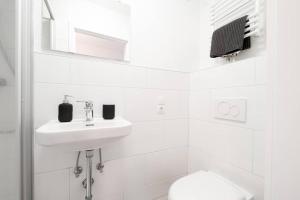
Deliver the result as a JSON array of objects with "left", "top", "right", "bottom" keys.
[{"left": 210, "top": 0, "right": 261, "bottom": 38}]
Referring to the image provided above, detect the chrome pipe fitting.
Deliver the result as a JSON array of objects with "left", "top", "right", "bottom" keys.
[{"left": 74, "top": 151, "right": 83, "bottom": 178}]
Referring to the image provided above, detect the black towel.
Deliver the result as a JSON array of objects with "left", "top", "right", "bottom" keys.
[{"left": 210, "top": 16, "right": 251, "bottom": 58}]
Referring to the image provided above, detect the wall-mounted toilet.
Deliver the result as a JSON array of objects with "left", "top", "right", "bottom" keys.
[{"left": 168, "top": 171, "right": 254, "bottom": 200}]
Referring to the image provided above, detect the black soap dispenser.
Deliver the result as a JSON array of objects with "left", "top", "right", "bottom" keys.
[{"left": 58, "top": 95, "right": 73, "bottom": 123}]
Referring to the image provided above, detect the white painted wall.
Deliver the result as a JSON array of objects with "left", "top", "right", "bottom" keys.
[
  {"left": 35, "top": 0, "right": 201, "bottom": 72},
  {"left": 188, "top": 2, "right": 267, "bottom": 200},
  {"left": 122, "top": 0, "right": 202, "bottom": 71},
  {"left": 266, "top": 0, "right": 300, "bottom": 199}
]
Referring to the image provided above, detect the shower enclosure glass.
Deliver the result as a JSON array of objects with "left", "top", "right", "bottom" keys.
[{"left": 0, "top": 0, "right": 21, "bottom": 199}]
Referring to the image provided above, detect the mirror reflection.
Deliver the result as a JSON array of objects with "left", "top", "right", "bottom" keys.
[{"left": 41, "top": 0, "right": 131, "bottom": 61}]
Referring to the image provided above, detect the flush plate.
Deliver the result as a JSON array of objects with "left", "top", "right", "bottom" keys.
[{"left": 214, "top": 98, "right": 247, "bottom": 122}]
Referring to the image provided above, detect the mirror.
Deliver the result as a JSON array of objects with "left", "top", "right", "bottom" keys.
[{"left": 41, "top": 0, "right": 131, "bottom": 61}]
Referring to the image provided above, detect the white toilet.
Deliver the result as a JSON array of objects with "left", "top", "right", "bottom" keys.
[{"left": 168, "top": 171, "right": 254, "bottom": 200}]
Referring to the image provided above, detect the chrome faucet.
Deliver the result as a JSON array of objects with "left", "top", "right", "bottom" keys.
[{"left": 77, "top": 100, "right": 94, "bottom": 123}]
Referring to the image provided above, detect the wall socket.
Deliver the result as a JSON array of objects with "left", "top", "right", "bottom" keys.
[
  {"left": 157, "top": 96, "right": 166, "bottom": 115},
  {"left": 157, "top": 104, "right": 166, "bottom": 115}
]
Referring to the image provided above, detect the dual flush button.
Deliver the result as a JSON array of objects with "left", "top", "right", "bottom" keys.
[{"left": 214, "top": 98, "right": 247, "bottom": 122}]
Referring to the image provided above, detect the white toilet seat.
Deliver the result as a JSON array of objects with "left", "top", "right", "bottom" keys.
[{"left": 168, "top": 171, "right": 253, "bottom": 200}]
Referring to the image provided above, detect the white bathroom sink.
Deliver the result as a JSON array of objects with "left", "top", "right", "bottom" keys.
[{"left": 35, "top": 117, "right": 132, "bottom": 151}]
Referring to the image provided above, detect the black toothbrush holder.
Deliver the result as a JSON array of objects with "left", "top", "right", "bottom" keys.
[{"left": 103, "top": 105, "right": 115, "bottom": 120}]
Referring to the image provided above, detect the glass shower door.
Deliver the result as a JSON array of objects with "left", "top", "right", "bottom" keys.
[{"left": 0, "top": 0, "right": 21, "bottom": 199}]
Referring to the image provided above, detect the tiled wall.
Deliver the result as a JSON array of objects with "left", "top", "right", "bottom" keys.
[
  {"left": 34, "top": 52, "right": 189, "bottom": 200},
  {"left": 189, "top": 57, "right": 267, "bottom": 200},
  {"left": 33, "top": 1, "right": 268, "bottom": 200}
]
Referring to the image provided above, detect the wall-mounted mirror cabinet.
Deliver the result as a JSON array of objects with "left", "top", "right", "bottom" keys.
[{"left": 41, "top": 0, "right": 131, "bottom": 61}]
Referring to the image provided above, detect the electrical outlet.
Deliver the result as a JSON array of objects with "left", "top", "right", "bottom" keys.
[{"left": 157, "top": 104, "right": 166, "bottom": 115}]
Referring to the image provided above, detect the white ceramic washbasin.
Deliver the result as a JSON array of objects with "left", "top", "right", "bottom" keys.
[{"left": 35, "top": 117, "right": 132, "bottom": 151}]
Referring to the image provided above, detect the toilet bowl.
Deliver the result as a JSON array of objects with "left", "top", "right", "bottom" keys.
[{"left": 168, "top": 171, "right": 254, "bottom": 200}]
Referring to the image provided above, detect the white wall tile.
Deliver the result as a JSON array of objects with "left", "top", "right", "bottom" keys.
[
  {"left": 190, "top": 58, "right": 256, "bottom": 90},
  {"left": 145, "top": 179, "right": 175, "bottom": 200},
  {"left": 70, "top": 159, "right": 124, "bottom": 200},
  {"left": 253, "top": 131, "right": 266, "bottom": 177},
  {"left": 163, "top": 91, "right": 189, "bottom": 119},
  {"left": 128, "top": 0, "right": 202, "bottom": 72},
  {"left": 125, "top": 121, "right": 165, "bottom": 154},
  {"left": 189, "top": 120, "right": 253, "bottom": 171},
  {"left": 189, "top": 89, "right": 211, "bottom": 120},
  {"left": 164, "top": 119, "right": 189, "bottom": 148},
  {"left": 124, "top": 178, "right": 173, "bottom": 200},
  {"left": 145, "top": 148, "right": 187, "bottom": 185},
  {"left": 44, "top": 150, "right": 186, "bottom": 200},
  {"left": 70, "top": 59, "right": 125, "bottom": 86},
  {"left": 123, "top": 88, "right": 188, "bottom": 122},
  {"left": 122, "top": 155, "right": 149, "bottom": 200},
  {"left": 188, "top": 146, "right": 208, "bottom": 173},
  {"left": 123, "top": 88, "right": 164, "bottom": 122},
  {"left": 34, "top": 53, "right": 71, "bottom": 84},
  {"left": 102, "top": 119, "right": 188, "bottom": 161},
  {"left": 144, "top": 151, "right": 170, "bottom": 185},
  {"left": 34, "top": 144, "right": 77, "bottom": 173},
  {"left": 101, "top": 121, "right": 165, "bottom": 160},
  {"left": 122, "top": 155, "right": 147, "bottom": 192},
  {"left": 92, "top": 159, "right": 124, "bottom": 198},
  {"left": 255, "top": 56, "right": 268, "bottom": 84},
  {"left": 147, "top": 69, "right": 189, "bottom": 90},
  {"left": 124, "top": 89, "right": 163, "bottom": 122},
  {"left": 35, "top": 169, "right": 70, "bottom": 200},
  {"left": 122, "top": 66, "right": 148, "bottom": 88},
  {"left": 163, "top": 148, "right": 188, "bottom": 179}
]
